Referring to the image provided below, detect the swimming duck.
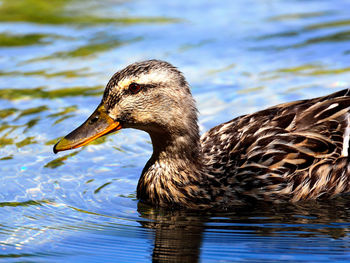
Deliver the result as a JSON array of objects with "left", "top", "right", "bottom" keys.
[{"left": 54, "top": 60, "right": 350, "bottom": 210}]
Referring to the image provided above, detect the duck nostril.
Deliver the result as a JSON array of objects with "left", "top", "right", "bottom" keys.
[{"left": 89, "top": 115, "right": 99, "bottom": 124}]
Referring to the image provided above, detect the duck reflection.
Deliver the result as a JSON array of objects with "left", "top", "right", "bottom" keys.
[
  {"left": 138, "top": 203, "right": 207, "bottom": 262},
  {"left": 138, "top": 196, "right": 350, "bottom": 262}
]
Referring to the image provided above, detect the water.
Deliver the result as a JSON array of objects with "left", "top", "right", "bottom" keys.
[{"left": 1, "top": 0, "right": 350, "bottom": 261}]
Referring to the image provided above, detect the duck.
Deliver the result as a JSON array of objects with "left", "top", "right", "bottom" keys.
[{"left": 53, "top": 59, "right": 350, "bottom": 210}]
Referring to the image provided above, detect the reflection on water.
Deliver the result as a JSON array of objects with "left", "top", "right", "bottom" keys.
[
  {"left": 2, "top": 197, "right": 350, "bottom": 261},
  {"left": 0, "top": 0, "right": 350, "bottom": 261},
  {"left": 0, "top": 0, "right": 177, "bottom": 25},
  {"left": 139, "top": 197, "right": 350, "bottom": 262}
]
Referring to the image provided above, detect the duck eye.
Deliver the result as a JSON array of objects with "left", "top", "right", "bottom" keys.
[{"left": 128, "top": 83, "right": 142, "bottom": 94}]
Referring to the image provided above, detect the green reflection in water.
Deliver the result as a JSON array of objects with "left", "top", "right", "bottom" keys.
[
  {"left": 44, "top": 150, "right": 80, "bottom": 169},
  {"left": 53, "top": 115, "right": 75, "bottom": 125},
  {"left": 0, "top": 69, "right": 90, "bottom": 78},
  {"left": 0, "top": 253, "right": 60, "bottom": 259},
  {"left": 48, "top": 106, "right": 77, "bottom": 118},
  {"left": 0, "top": 123, "right": 14, "bottom": 133},
  {"left": 24, "top": 118, "right": 40, "bottom": 132},
  {"left": 0, "top": 33, "right": 49, "bottom": 46},
  {"left": 277, "top": 64, "right": 350, "bottom": 76},
  {"left": 53, "top": 40, "right": 125, "bottom": 58},
  {"left": 0, "top": 106, "right": 80, "bottom": 150},
  {"left": 14, "top": 106, "right": 48, "bottom": 120},
  {"left": 1, "top": 115, "right": 47, "bottom": 148},
  {"left": 255, "top": 30, "right": 350, "bottom": 50},
  {"left": 0, "top": 125, "right": 40, "bottom": 149},
  {"left": 255, "top": 31, "right": 299, "bottom": 40},
  {"left": 306, "top": 19, "right": 350, "bottom": 31},
  {"left": 298, "top": 30, "right": 350, "bottom": 47},
  {"left": 34, "top": 36, "right": 142, "bottom": 59},
  {"left": 0, "top": 0, "right": 178, "bottom": 25},
  {"left": 89, "top": 136, "right": 109, "bottom": 145},
  {"left": 268, "top": 11, "right": 333, "bottom": 21},
  {"left": 206, "top": 63, "right": 236, "bottom": 75},
  {"left": 256, "top": 14, "right": 350, "bottom": 51},
  {"left": 45, "top": 138, "right": 60, "bottom": 146},
  {"left": 277, "top": 64, "right": 322, "bottom": 73},
  {"left": 0, "top": 137, "right": 13, "bottom": 148},
  {"left": 0, "top": 86, "right": 103, "bottom": 100},
  {"left": 178, "top": 39, "right": 214, "bottom": 52},
  {"left": 0, "top": 200, "right": 49, "bottom": 207},
  {"left": 237, "top": 86, "right": 265, "bottom": 94},
  {"left": 48, "top": 106, "right": 77, "bottom": 125},
  {"left": 0, "top": 155, "right": 13, "bottom": 161},
  {"left": 260, "top": 64, "right": 350, "bottom": 81},
  {"left": 94, "top": 182, "right": 112, "bottom": 194},
  {"left": 0, "top": 108, "right": 18, "bottom": 118},
  {"left": 16, "top": 136, "right": 37, "bottom": 148}
]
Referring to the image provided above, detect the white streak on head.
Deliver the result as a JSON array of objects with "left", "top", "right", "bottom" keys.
[
  {"left": 137, "top": 70, "right": 173, "bottom": 85},
  {"left": 116, "top": 69, "right": 177, "bottom": 91}
]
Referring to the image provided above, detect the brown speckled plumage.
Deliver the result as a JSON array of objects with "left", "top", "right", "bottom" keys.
[{"left": 54, "top": 60, "right": 350, "bottom": 210}]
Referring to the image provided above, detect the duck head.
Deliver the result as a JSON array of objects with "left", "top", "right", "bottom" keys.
[{"left": 53, "top": 60, "right": 198, "bottom": 154}]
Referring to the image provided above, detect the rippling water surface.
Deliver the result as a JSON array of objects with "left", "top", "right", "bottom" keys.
[{"left": 1, "top": 0, "right": 350, "bottom": 261}]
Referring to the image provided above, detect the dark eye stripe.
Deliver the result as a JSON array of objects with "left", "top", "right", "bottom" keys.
[
  {"left": 128, "top": 83, "right": 157, "bottom": 94},
  {"left": 104, "top": 83, "right": 157, "bottom": 110}
]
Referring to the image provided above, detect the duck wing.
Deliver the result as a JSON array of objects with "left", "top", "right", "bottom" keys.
[{"left": 201, "top": 89, "right": 350, "bottom": 202}]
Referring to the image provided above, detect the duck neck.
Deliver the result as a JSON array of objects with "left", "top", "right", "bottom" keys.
[
  {"left": 137, "top": 127, "right": 211, "bottom": 209},
  {"left": 150, "top": 130, "right": 202, "bottom": 163}
]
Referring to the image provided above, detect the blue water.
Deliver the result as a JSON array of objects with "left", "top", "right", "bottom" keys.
[{"left": 1, "top": 0, "right": 350, "bottom": 262}]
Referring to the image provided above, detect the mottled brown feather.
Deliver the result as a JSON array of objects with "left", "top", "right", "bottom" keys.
[{"left": 200, "top": 88, "right": 350, "bottom": 207}]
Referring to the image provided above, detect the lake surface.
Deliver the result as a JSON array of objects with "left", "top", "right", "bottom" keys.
[{"left": 1, "top": 0, "right": 350, "bottom": 262}]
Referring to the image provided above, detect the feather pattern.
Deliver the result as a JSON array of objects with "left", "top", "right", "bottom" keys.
[{"left": 201, "top": 88, "right": 350, "bottom": 207}]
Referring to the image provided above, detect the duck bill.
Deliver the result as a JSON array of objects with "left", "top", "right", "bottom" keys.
[{"left": 53, "top": 104, "right": 121, "bottom": 154}]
